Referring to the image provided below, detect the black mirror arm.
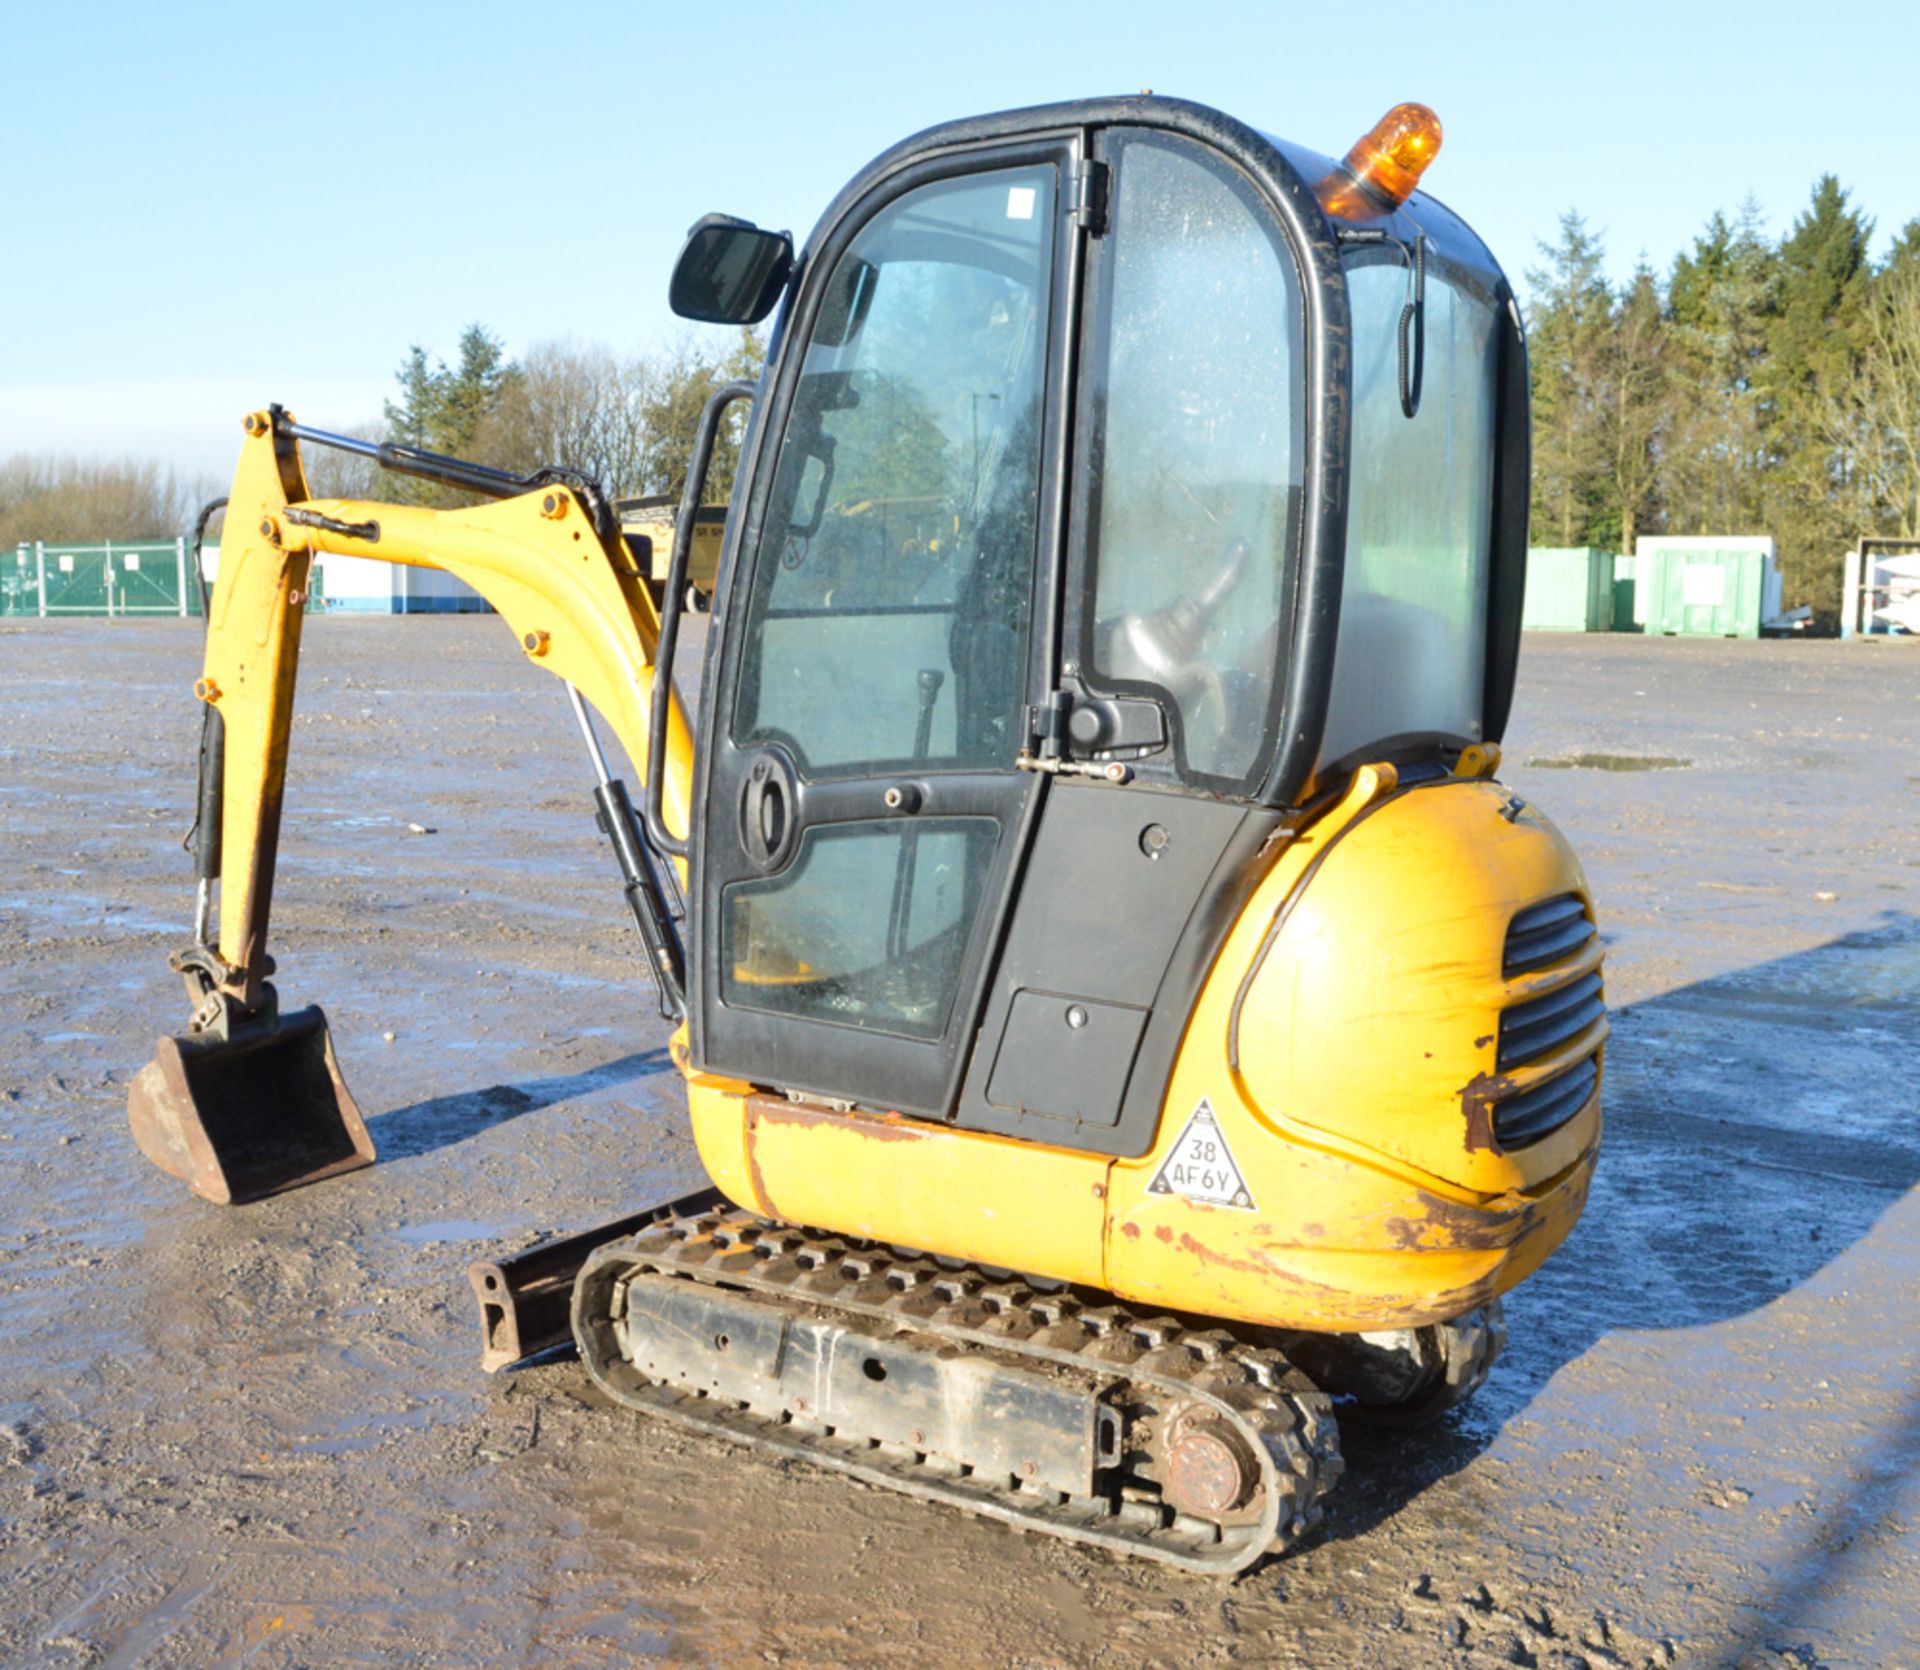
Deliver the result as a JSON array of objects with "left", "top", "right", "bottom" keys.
[{"left": 644, "top": 379, "right": 760, "bottom": 861}]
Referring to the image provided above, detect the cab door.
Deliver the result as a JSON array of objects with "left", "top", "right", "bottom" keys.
[{"left": 690, "top": 142, "right": 1077, "bottom": 1117}]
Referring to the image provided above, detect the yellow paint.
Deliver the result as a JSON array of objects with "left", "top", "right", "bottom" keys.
[
  {"left": 203, "top": 421, "right": 316, "bottom": 1003},
  {"left": 718, "top": 770, "right": 1601, "bottom": 1332},
  {"left": 200, "top": 418, "right": 697, "bottom": 1000},
  {"left": 1105, "top": 773, "right": 1602, "bottom": 1327},
  {"left": 689, "top": 1084, "right": 1112, "bottom": 1290}
]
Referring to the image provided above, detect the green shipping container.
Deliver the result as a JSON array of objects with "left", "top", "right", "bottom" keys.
[
  {"left": 1522, "top": 547, "right": 1614, "bottom": 632},
  {"left": 1611, "top": 555, "right": 1638, "bottom": 631},
  {"left": 1639, "top": 547, "right": 1772, "bottom": 638}
]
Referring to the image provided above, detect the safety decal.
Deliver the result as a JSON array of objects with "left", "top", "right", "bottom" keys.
[{"left": 1146, "top": 1097, "right": 1255, "bottom": 1212}]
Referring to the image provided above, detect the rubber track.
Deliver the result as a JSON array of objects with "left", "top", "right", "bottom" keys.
[{"left": 573, "top": 1202, "right": 1342, "bottom": 1575}]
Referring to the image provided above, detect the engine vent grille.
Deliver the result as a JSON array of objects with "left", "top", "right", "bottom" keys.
[
  {"left": 1493, "top": 1054, "right": 1599, "bottom": 1149},
  {"left": 1498, "top": 971, "right": 1604, "bottom": 1072},
  {"left": 1504, "top": 894, "right": 1594, "bottom": 976}
]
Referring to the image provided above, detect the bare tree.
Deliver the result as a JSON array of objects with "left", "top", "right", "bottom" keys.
[
  {"left": 1821, "top": 256, "right": 1920, "bottom": 538},
  {"left": 473, "top": 340, "right": 655, "bottom": 497},
  {"left": 0, "top": 454, "right": 215, "bottom": 547},
  {"left": 300, "top": 422, "right": 386, "bottom": 502}
]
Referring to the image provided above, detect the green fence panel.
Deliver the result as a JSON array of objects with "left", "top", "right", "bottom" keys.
[
  {"left": 14, "top": 540, "right": 203, "bottom": 617},
  {"left": 111, "top": 541, "right": 191, "bottom": 613},
  {"left": 40, "top": 546, "right": 114, "bottom": 614}
]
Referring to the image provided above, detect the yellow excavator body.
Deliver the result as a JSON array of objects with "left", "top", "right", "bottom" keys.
[
  {"left": 687, "top": 761, "right": 1601, "bottom": 1332},
  {"left": 128, "top": 95, "right": 1605, "bottom": 1570}
]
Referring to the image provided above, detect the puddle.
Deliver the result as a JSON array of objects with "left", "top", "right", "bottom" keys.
[
  {"left": 386, "top": 1217, "right": 516, "bottom": 1246},
  {"left": 1526, "top": 753, "right": 1692, "bottom": 772},
  {"left": 290, "top": 1403, "right": 440, "bottom": 1455}
]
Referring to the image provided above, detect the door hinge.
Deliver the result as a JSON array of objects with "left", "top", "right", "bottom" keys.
[
  {"left": 1026, "top": 690, "right": 1072, "bottom": 759},
  {"left": 1072, "top": 159, "right": 1109, "bottom": 234}
]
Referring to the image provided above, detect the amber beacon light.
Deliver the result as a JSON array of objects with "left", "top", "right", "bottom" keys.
[{"left": 1319, "top": 102, "right": 1443, "bottom": 218}]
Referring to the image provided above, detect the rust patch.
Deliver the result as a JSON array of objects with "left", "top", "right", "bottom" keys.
[
  {"left": 1456, "top": 1068, "right": 1517, "bottom": 1152},
  {"left": 743, "top": 1093, "right": 938, "bottom": 1219},
  {"left": 742, "top": 1106, "right": 776, "bottom": 1218},
  {"left": 1178, "top": 1230, "right": 1272, "bottom": 1280},
  {"left": 1383, "top": 1158, "right": 1594, "bottom": 1255},
  {"left": 1169, "top": 1229, "right": 1501, "bottom": 1328},
  {"left": 1121, "top": 1221, "right": 1141, "bottom": 1240},
  {"left": 1154, "top": 1224, "right": 1175, "bottom": 1243},
  {"left": 1300, "top": 1221, "right": 1327, "bottom": 1240},
  {"left": 744, "top": 1094, "right": 930, "bottom": 1144},
  {"left": 1474, "top": 1032, "right": 1494, "bottom": 1050}
]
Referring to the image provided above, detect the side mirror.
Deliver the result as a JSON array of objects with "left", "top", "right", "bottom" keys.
[{"left": 669, "top": 215, "right": 793, "bottom": 324}]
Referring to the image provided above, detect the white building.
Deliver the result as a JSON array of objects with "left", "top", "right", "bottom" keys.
[{"left": 200, "top": 547, "right": 489, "bottom": 614}]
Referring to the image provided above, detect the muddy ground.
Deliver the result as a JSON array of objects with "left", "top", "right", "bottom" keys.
[{"left": 1, "top": 617, "right": 1917, "bottom": 1669}]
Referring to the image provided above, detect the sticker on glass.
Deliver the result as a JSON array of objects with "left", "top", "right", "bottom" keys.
[
  {"left": 1147, "top": 1097, "right": 1254, "bottom": 1212},
  {"left": 1006, "top": 186, "right": 1037, "bottom": 221}
]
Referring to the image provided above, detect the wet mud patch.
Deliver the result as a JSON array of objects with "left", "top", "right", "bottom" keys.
[{"left": 1526, "top": 752, "right": 1693, "bottom": 772}]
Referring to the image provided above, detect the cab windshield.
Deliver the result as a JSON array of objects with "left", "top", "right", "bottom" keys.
[{"left": 1316, "top": 248, "right": 1501, "bottom": 773}]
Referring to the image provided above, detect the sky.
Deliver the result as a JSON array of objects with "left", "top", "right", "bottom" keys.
[{"left": 3, "top": 0, "right": 1915, "bottom": 486}]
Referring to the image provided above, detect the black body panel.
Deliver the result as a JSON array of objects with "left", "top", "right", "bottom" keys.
[{"left": 953, "top": 781, "right": 1284, "bottom": 1156}]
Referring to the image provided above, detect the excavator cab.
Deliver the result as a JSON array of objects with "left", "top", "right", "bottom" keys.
[
  {"left": 129, "top": 98, "right": 1601, "bottom": 1571},
  {"left": 680, "top": 101, "right": 1530, "bottom": 1142}
]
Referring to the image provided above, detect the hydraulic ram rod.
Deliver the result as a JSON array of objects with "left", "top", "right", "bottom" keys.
[
  {"left": 566, "top": 685, "right": 688, "bottom": 1019},
  {"left": 276, "top": 410, "right": 613, "bottom": 536}
]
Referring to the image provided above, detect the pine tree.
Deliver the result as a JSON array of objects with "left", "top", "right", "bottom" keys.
[
  {"left": 1602, "top": 263, "right": 1669, "bottom": 554},
  {"left": 437, "top": 325, "right": 520, "bottom": 458},
  {"left": 379, "top": 325, "right": 520, "bottom": 506},
  {"left": 1763, "top": 178, "right": 1872, "bottom": 614},
  {"left": 1526, "top": 213, "right": 1614, "bottom": 547},
  {"left": 1661, "top": 202, "right": 1777, "bottom": 541}
]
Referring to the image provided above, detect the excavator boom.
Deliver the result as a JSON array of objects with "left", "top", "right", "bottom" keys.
[{"left": 128, "top": 407, "right": 698, "bottom": 1202}]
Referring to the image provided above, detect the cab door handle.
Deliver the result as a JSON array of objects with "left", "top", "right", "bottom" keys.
[{"left": 739, "top": 750, "right": 798, "bottom": 871}]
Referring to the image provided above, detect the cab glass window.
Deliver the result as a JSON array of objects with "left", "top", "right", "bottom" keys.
[
  {"left": 1079, "top": 134, "right": 1305, "bottom": 790},
  {"left": 732, "top": 165, "right": 1055, "bottom": 779},
  {"left": 1316, "top": 256, "right": 1499, "bottom": 771}
]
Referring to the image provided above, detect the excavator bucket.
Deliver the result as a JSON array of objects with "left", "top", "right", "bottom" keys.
[{"left": 126, "top": 1005, "right": 373, "bottom": 1205}]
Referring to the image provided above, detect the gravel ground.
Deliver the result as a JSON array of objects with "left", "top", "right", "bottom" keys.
[{"left": 1, "top": 617, "right": 1917, "bottom": 1669}]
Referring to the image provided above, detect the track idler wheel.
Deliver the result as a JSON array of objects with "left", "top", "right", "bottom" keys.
[{"left": 1159, "top": 1408, "right": 1260, "bottom": 1519}]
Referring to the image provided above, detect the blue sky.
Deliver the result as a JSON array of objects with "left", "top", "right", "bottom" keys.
[{"left": 3, "top": 0, "right": 1914, "bottom": 484}]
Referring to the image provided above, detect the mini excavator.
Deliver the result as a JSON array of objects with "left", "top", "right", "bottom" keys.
[{"left": 127, "top": 98, "right": 1605, "bottom": 1572}]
